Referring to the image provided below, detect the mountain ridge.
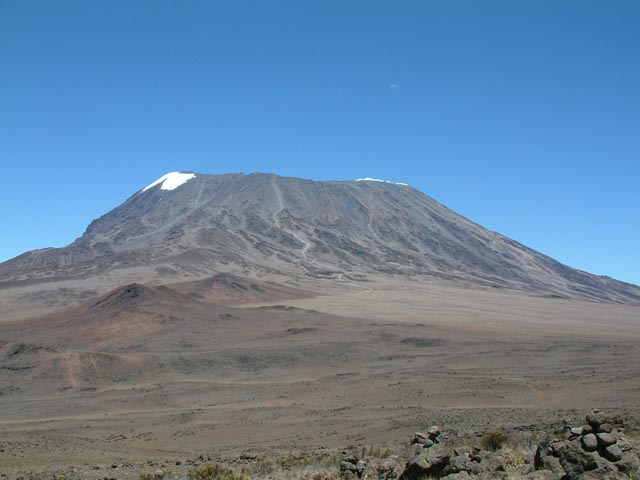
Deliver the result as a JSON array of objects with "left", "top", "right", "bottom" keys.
[{"left": 1, "top": 171, "right": 639, "bottom": 305}]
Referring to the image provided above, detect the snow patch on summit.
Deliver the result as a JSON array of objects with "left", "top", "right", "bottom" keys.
[
  {"left": 356, "top": 177, "right": 408, "bottom": 186},
  {"left": 142, "top": 172, "right": 196, "bottom": 192}
]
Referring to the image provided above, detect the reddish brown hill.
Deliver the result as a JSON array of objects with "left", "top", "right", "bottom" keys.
[
  {"left": 0, "top": 275, "right": 311, "bottom": 354},
  {"left": 169, "top": 272, "right": 311, "bottom": 305},
  {"left": 0, "top": 283, "right": 214, "bottom": 351},
  {"left": 0, "top": 278, "right": 337, "bottom": 394}
]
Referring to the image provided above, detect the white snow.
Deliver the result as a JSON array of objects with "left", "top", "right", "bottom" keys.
[
  {"left": 142, "top": 172, "right": 196, "bottom": 192},
  {"left": 355, "top": 177, "right": 408, "bottom": 186}
]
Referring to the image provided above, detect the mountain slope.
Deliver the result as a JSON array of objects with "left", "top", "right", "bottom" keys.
[
  {"left": 168, "top": 272, "right": 311, "bottom": 305},
  {"left": 1, "top": 172, "right": 639, "bottom": 304}
]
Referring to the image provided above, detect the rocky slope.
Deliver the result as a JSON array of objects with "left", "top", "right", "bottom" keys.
[
  {"left": 1, "top": 172, "right": 639, "bottom": 304},
  {"left": 3, "top": 410, "right": 639, "bottom": 479}
]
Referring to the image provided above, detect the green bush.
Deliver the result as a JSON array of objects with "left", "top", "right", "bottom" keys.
[{"left": 480, "top": 431, "right": 509, "bottom": 451}]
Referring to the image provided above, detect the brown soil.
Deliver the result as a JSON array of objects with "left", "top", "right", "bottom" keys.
[{"left": 1, "top": 275, "right": 640, "bottom": 477}]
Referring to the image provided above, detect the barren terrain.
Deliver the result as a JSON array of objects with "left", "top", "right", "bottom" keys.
[
  {"left": 1, "top": 275, "right": 639, "bottom": 478},
  {"left": 1, "top": 174, "right": 639, "bottom": 478}
]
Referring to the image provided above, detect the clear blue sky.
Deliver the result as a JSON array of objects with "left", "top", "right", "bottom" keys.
[{"left": 1, "top": 1, "right": 639, "bottom": 285}]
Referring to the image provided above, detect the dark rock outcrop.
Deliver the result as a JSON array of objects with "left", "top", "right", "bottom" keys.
[{"left": 535, "top": 410, "right": 640, "bottom": 479}]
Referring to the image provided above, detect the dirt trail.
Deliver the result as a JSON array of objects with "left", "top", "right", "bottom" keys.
[
  {"left": 65, "top": 353, "right": 81, "bottom": 388},
  {"left": 336, "top": 273, "right": 374, "bottom": 295}
]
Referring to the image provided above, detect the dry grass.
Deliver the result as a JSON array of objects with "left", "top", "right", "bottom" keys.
[
  {"left": 480, "top": 431, "right": 509, "bottom": 451},
  {"left": 187, "top": 464, "right": 250, "bottom": 480},
  {"left": 136, "top": 457, "right": 343, "bottom": 480}
]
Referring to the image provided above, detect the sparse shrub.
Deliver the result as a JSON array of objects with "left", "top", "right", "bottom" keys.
[
  {"left": 502, "top": 456, "right": 527, "bottom": 468},
  {"left": 139, "top": 472, "right": 168, "bottom": 480},
  {"left": 514, "top": 431, "right": 541, "bottom": 450},
  {"left": 480, "top": 431, "right": 509, "bottom": 451},
  {"left": 278, "top": 453, "right": 310, "bottom": 471},
  {"left": 500, "top": 446, "right": 528, "bottom": 469},
  {"left": 366, "top": 445, "right": 393, "bottom": 458},
  {"left": 254, "top": 456, "right": 275, "bottom": 476},
  {"left": 187, "top": 463, "right": 249, "bottom": 480}
]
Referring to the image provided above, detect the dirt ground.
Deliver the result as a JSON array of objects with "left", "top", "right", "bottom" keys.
[{"left": 1, "top": 276, "right": 640, "bottom": 477}]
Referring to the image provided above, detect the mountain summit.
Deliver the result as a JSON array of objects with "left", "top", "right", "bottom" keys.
[{"left": 2, "top": 172, "right": 639, "bottom": 304}]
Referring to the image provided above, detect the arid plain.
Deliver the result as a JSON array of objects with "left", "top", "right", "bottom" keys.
[{"left": 2, "top": 273, "right": 640, "bottom": 476}]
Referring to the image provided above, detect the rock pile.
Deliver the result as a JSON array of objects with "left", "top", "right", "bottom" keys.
[
  {"left": 400, "top": 426, "right": 483, "bottom": 480},
  {"left": 398, "top": 413, "right": 639, "bottom": 479},
  {"left": 535, "top": 410, "right": 640, "bottom": 479},
  {"left": 339, "top": 453, "right": 399, "bottom": 480},
  {"left": 411, "top": 425, "right": 442, "bottom": 449},
  {"left": 338, "top": 411, "right": 640, "bottom": 480},
  {"left": 339, "top": 454, "right": 367, "bottom": 479}
]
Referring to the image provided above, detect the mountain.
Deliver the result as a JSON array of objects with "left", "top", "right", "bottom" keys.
[{"left": 1, "top": 171, "right": 639, "bottom": 305}]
